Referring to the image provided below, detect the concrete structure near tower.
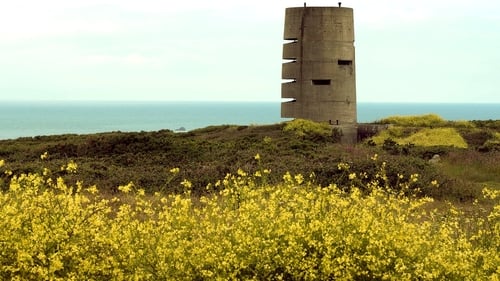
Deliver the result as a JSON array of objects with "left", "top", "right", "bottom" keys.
[{"left": 281, "top": 5, "right": 357, "bottom": 143}]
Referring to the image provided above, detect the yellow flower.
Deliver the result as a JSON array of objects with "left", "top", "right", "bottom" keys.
[
  {"left": 283, "top": 171, "right": 293, "bottom": 183},
  {"left": 118, "top": 182, "right": 134, "bottom": 193},
  {"left": 169, "top": 167, "right": 180, "bottom": 174},
  {"left": 40, "top": 151, "right": 49, "bottom": 160},
  {"left": 62, "top": 160, "right": 78, "bottom": 173},
  {"left": 237, "top": 168, "right": 247, "bottom": 177},
  {"left": 1, "top": 157, "right": 496, "bottom": 279},
  {"left": 86, "top": 185, "right": 99, "bottom": 194},
  {"left": 49, "top": 254, "right": 64, "bottom": 273},
  {"left": 254, "top": 153, "right": 261, "bottom": 160},
  {"left": 431, "top": 180, "right": 439, "bottom": 187},
  {"left": 410, "top": 174, "right": 419, "bottom": 182},
  {"left": 337, "top": 162, "right": 350, "bottom": 170},
  {"left": 482, "top": 187, "right": 499, "bottom": 200},
  {"left": 181, "top": 179, "right": 192, "bottom": 189},
  {"left": 0, "top": 159, "right": 4, "bottom": 167},
  {"left": 370, "top": 153, "right": 378, "bottom": 161},
  {"left": 295, "top": 174, "right": 304, "bottom": 185}
]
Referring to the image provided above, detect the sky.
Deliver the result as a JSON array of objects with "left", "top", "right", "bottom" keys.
[{"left": 0, "top": 0, "right": 499, "bottom": 103}]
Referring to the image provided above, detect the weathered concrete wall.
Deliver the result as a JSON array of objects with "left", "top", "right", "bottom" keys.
[
  {"left": 357, "top": 123, "right": 390, "bottom": 141},
  {"left": 281, "top": 6, "right": 357, "bottom": 143},
  {"left": 332, "top": 124, "right": 359, "bottom": 145}
]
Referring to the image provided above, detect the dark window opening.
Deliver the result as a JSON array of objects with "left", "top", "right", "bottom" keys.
[
  {"left": 338, "top": 60, "right": 352, "bottom": 66},
  {"left": 312, "top": 79, "right": 331, "bottom": 85}
]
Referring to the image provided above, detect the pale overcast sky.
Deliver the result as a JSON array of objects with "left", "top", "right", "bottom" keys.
[{"left": 0, "top": 0, "right": 499, "bottom": 102}]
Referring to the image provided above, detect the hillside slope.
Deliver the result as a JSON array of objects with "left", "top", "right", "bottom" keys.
[{"left": 0, "top": 118, "right": 499, "bottom": 201}]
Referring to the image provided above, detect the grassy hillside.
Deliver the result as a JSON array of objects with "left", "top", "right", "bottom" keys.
[{"left": 1, "top": 117, "right": 499, "bottom": 203}]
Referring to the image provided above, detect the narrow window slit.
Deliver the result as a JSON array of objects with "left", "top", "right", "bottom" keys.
[
  {"left": 338, "top": 60, "right": 352, "bottom": 66},
  {"left": 312, "top": 79, "right": 331, "bottom": 85}
]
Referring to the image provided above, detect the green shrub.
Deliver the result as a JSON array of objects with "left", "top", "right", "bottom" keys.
[
  {"left": 459, "top": 129, "right": 494, "bottom": 148},
  {"left": 368, "top": 126, "right": 411, "bottom": 145},
  {"left": 283, "top": 119, "right": 332, "bottom": 141},
  {"left": 400, "top": 128, "right": 468, "bottom": 148},
  {"left": 489, "top": 131, "right": 499, "bottom": 141},
  {"left": 471, "top": 119, "right": 500, "bottom": 130},
  {"left": 370, "top": 128, "right": 468, "bottom": 148},
  {"left": 377, "top": 114, "right": 447, "bottom": 127},
  {"left": 448, "top": 120, "right": 475, "bottom": 128}
]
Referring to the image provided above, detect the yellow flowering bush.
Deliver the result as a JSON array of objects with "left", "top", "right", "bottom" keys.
[
  {"left": 0, "top": 157, "right": 498, "bottom": 280},
  {"left": 400, "top": 128, "right": 468, "bottom": 148},
  {"left": 377, "top": 114, "right": 447, "bottom": 127},
  {"left": 283, "top": 119, "right": 332, "bottom": 140},
  {"left": 370, "top": 127, "right": 468, "bottom": 148}
]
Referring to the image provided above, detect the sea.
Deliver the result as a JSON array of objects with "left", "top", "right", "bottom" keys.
[{"left": 0, "top": 101, "right": 498, "bottom": 140}]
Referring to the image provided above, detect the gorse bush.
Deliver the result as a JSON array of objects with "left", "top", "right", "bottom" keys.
[
  {"left": 483, "top": 132, "right": 500, "bottom": 151},
  {"left": 377, "top": 114, "right": 447, "bottom": 127},
  {"left": 400, "top": 128, "right": 468, "bottom": 148},
  {"left": 367, "top": 114, "right": 500, "bottom": 149},
  {"left": 0, "top": 157, "right": 499, "bottom": 280},
  {"left": 370, "top": 127, "right": 468, "bottom": 148},
  {"left": 283, "top": 119, "right": 333, "bottom": 141}
]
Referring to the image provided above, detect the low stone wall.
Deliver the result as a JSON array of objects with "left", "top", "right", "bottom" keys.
[
  {"left": 357, "top": 123, "right": 390, "bottom": 141},
  {"left": 329, "top": 123, "right": 389, "bottom": 144}
]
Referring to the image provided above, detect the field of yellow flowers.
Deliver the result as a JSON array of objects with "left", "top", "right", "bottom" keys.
[{"left": 0, "top": 155, "right": 499, "bottom": 280}]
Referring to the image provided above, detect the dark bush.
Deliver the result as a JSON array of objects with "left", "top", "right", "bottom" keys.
[{"left": 459, "top": 129, "right": 493, "bottom": 148}]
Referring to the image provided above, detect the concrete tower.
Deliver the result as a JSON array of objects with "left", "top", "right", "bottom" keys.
[{"left": 281, "top": 5, "right": 357, "bottom": 143}]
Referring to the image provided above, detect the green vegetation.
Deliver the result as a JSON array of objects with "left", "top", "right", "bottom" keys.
[
  {"left": 0, "top": 114, "right": 499, "bottom": 279},
  {"left": 0, "top": 158, "right": 498, "bottom": 280},
  {"left": 370, "top": 114, "right": 499, "bottom": 151},
  {"left": 371, "top": 127, "right": 468, "bottom": 148},
  {"left": 376, "top": 113, "right": 448, "bottom": 127},
  {"left": 0, "top": 115, "right": 499, "bottom": 202},
  {"left": 283, "top": 118, "right": 333, "bottom": 140}
]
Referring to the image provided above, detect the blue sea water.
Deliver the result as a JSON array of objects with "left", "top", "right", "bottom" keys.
[{"left": 0, "top": 101, "right": 498, "bottom": 140}]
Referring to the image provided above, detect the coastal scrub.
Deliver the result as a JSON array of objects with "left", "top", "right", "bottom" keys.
[{"left": 0, "top": 157, "right": 498, "bottom": 279}]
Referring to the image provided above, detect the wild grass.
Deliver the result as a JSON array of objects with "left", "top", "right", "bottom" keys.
[{"left": 439, "top": 150, "right": 500, "bottom": 183}]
